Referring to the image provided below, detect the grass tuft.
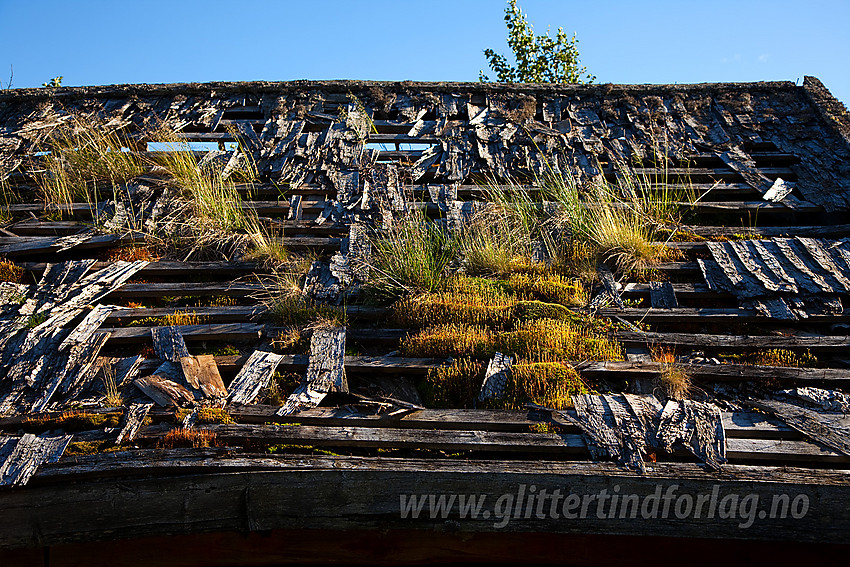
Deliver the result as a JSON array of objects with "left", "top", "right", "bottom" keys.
[
  {"left": 38, "top": 115, "right": 146, "bottom": 213},
  {"left": 366, "top": 209, "right": 457, "bottom": 298},
  {"left": 657, "top": 364, "right": 692, "bottom": 401}
]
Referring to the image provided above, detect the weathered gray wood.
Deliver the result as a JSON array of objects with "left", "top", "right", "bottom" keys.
[
  {"left": 571, "top": 395, "right": 625, "bottom": 462},
  {"left": 796, "top": 237, "right": 850, "bottom": 293},
  {"left": 104, "top": 323, "right": 266, "bottom": 344},
  {"left": 571, "top": 394, "right": 663, "bottom": 472},
  {"left": 115, "top": 403, "right": 154, "bottom": 444},
  {"left": 134, "top": 374, "right": 195, "bottom": 407},
  {"left": 648, "top": 281, "right": 678, "bottom": 309},
  {"left": 227, "top": 350, "right": 284, "bottom": 405},
  {"left": 616, "top": 330, "right": 850, "bottom": 352},
  {"left": 753, "top": 398, "right": 850, "bottom": 457},
  {"left": 657, "top": 400, "right": 726, "bottom": 471},
  {"left": 590, "top": 266, "right": 624, "bottom": 310},
  {"left": 11, "top": 453, "right": 850, "bottom": 548},
  {"left": 59, "top": 304, "right": 120, "bottom": 350},
  {"left": 151, "top": 326, "right": 190, "bottom": 362},
  {"left": 56, "top": 331, "right": 112, "bottom": 398},
  {"left": 279, "top": 327, "right": 346, "bottom": 415},
  {"left": 287, "top": 194, "right": 303, "bottom": 221},
  {"left": 478, "top": 352, "right": 512, "bottom": 403},
  {"left": 144, "top": 423, "right": 587, "bottom": 455},
  {"left": 111, "top": 355, "right": 145, "bottom": 388},
  {"left": 0, "top": 433, "right": 71, "bottom": 486},
  {"left": 705, "top": 241, "right": 765, "bottom": 298},
  {"left": 180, "top": 355, "right": 227, "bottom": 399}
]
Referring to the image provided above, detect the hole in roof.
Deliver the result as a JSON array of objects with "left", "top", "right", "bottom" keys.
[{"left": 147, "top": 141, "right": 220, "bottom": 152}]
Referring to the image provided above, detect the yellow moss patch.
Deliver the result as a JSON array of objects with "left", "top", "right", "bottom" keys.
[
  {"left": 743, "top": 349, "right": 818, "bottom": 368},
  {"left": 401, "top": 324, "right": 494, "bottom": 359},
  {"left": 506, "top": 273, "right": 588, "bottom": 307},
  {"left": 20, "top": 411, "right": 122, "bottom": 433},
  {"left": 391, "top": 286, "right": 515, "bottom": 329},
  {"left": 0, "top": 259, "right": 24, "bottom": 283},
  {"left": 482, "top": 361, "right": 589, "bottom": 410},
  {"left": 175, "top": 407, "right": 235, "bottom": 425},
  {"left": 159, "top": 428, "right": 218, "bottom": 448},
  {"left": 64, "top": 441, "right": 126, "bottom": 456},
  {"left": 420, "top": 359, "right": 486, "bottom": 408},
  {"left": 497, "top": 319, "right": 623, "bottom": 361},
  {"left": 422, "top": 359, "right": 589, "bottom": 410},
  {"left": 402, "top": 317, "right": 622, "bottom": 362}
]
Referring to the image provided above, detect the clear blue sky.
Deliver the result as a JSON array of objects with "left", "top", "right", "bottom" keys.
[{"left": 1, "top": 0, "right": 848, "bottom": 105}]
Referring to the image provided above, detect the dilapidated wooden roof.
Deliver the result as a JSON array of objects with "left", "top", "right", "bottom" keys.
[{"left": 1, "top": 78, "right": 850, "bottom": 565}]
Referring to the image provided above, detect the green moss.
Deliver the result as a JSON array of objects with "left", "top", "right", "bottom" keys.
[
  {"left": 512, "top": 300, "right": 571, "bottom": 322},
  {"left": 196, "top": 344, "right": 241, "bottom": 357}
]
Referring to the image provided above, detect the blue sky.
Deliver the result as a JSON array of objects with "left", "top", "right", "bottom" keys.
[{"left": 1, "top": 0, "right": 848, "bottom": 104}]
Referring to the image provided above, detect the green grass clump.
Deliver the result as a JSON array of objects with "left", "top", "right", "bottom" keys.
[
  {"left": 38, "top": 115, "right": 146, "bottom": 212},
  {"left": 366, "top": 209, "right": 457, "bottom": 298}
]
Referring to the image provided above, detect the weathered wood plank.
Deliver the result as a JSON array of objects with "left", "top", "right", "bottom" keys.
[
  {"left": 180, "top": 355, "right": 227, "bottom": 399},
  {"left": 648, "top": 281, "right": 678, "bottom": 309},
  {"left": 279, "top": 327, "right": 347, "bottom": 415},
  {"left": 657, "top": 400, "right": 726, "bottom": 471},
  {"left": 0, "top": 433, "right": 71, "bottom": 486},
  {"left": 752, "top": 399, "right": 850, "bottom": 457},
  {"left": 115, "top": 403, "right": 154, "bottom": 444},
  {"left": 615, "top": 331, "right": 850, "bottom": 352},
  {"left": 227, "top": 351, "right": 284, "bottom": 405},
  {"left": 478, "top": 352, "right": 512, "bottom": 403},
  {"left": 590, "top": 266, "right": 624, "bottom": 310},
  {"left": 59, "top": 305, "right": 120, "bottom": 350},
  {"left": 134, "top": 374, "right": 195, "bottom": 407},
  {"left": 151, "top": 326, "right": 190, "bottom": 362},
  {"left": 11, "top": 453, "right": 850, "bottom": 548}
]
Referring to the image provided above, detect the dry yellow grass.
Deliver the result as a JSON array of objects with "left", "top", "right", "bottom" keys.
[{"left": 657, "top": 364, "right": 691, "bottom": 401}]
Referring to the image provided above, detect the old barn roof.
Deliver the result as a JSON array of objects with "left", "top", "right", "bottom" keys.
[{"left": 0, "top": 78, "right": 849, "bottom": 564}]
